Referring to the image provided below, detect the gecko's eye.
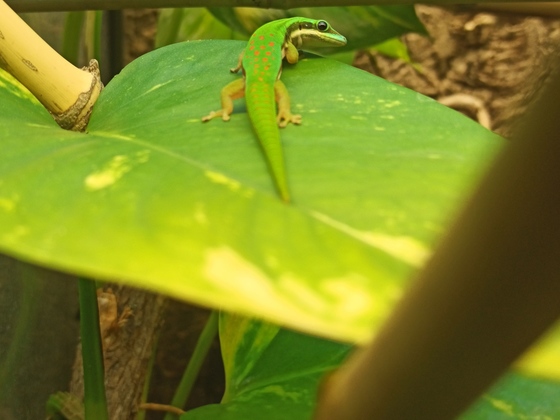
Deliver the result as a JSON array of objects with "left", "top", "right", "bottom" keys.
[{"left": 317, "top": 20, "right": 329, "bottom": 31}]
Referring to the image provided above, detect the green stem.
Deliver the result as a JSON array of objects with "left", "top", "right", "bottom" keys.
[
  {"left": 164, "top": 310, "right": 219, "bottom": 420},
  {"left": 78, "top": 278, "right": 109, "bottom": 420},
  {"left": 62, "top": 11, "right": 85, "bottom": 65},
  {"left": 93, "top": 10, "right": 103, "bottom": 64},
  {"left": 84, "top": 11, "right": 103, "bottom": 68},
  {"left": 0, "top": 264, "right": 41, "bottom": 399},
  {"left": 157, "top": 8, "right": 185, "bottom": 48}
]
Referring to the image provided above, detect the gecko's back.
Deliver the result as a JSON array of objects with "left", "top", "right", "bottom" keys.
[{"left": 242, "top": 19, "right": 294, "bottom": 201}]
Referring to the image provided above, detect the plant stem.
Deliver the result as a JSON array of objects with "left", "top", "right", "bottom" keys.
[
  {"left": 0, "top": 265, "right": 41, "bottom": 398},
  {"left": 163, "top": 311, "right": 219, "bottom": 420},
  {"left": 62, "top": 12, "right": 85, "bottom": 65},
  {"left": 78, "top": 278, "right": 109, "bottom": 420},
  {"left": 84, "top": 11, "right": 103, "bottom": 67}
]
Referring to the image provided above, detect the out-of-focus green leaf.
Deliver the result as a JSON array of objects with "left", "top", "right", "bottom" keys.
[
  {"left": 46, "top": 392, "right": 84, "bottom": 420},
  {"left": 181, "top": 314, "right": 352, "bottom": 420},
  {"left": 372, "top": 37, "right": 414, "bottom": 63},
  {"left": 207, "top": 7, "right": 286, "bottom": 37},
  {"left": 156, "top": 8, "right": 243, "bottom": 48},
  {"left": 208, "top": 6, "right": 427, "bottom": 53},
  {"left": 181, "top": 315, "right": 560, "bottom": 420},
  {"left": 514, "top": 326, "right": 560, "bottom": 381},
  {"left": 462, "top": 372, "right": 560, "bottom": 419}
]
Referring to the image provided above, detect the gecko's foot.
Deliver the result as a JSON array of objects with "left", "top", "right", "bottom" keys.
[
  {"left": 277, "top": 112, "right": 302, "bottom": 128},
  {"left": 202, "top": 110, "right": 231, "bottom": 122},
  {"left": 201, "top": 111, "right": 217, "bottom": 122}
]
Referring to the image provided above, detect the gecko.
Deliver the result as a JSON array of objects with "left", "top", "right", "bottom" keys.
[{"left": 202, "top": 17, "right": 347, "bottom": 202}]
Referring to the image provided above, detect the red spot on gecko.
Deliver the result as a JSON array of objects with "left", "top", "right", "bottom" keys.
[
  {"left": 249, "top": 45, "right": 255, "bottom": 51},
  {"left": 259, "top": 35, "right": 265, "bottom": 40},
  {"left": 269, "top": 41, "right": 275, "bottom": 47},
  {"left": 265, "top": 51, "right": 271, "bottom": 56},
  {"left": 262, "top": 57, "right": 269, "bottom": 62},
  {"left": 258, "top": 77, "right": 264, "bottom": 82},
  {"left": 260, "top": 45, "right": 265, "bottom": 49}
]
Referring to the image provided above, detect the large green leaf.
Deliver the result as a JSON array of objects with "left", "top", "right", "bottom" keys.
[{"left": 0, "top": 40, "right": 497, "bottom": 344}]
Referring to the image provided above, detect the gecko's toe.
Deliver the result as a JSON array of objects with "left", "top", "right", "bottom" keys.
[
  {"left": 291, "top": 114, "right": 302, "bottom": 125},
  {"left": 203, "top": 110, "right": 232, "bottom": 122},
  {"left": 202, "top": 111, "right": 217, "bottom": 122},
  {"left": 277, "top": 112, "right": 302, "bottom": 127}
]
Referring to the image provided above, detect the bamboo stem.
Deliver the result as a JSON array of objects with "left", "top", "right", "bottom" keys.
[
  {"left": 0, "top": 0, "right": 102, "bottom": 130},
  {"left": 314, "top": 61, "right": 560, "bottom": 419}
]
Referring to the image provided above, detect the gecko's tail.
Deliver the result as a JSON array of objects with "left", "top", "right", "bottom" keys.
[{"left": 246, "top": 81, "right": 290, "bottom": 202}]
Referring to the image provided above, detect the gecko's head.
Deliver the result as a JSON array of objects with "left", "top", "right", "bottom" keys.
[
  {"left": 315, "top": 20, "right": 347, "bottom": 45},
  {"left": 289, "top": 18, "right": 347, "bottom": 49}
]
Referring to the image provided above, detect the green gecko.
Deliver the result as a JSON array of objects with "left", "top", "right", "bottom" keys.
[{"left": 202, "top": 17, "right": 346, "bottom": 202}]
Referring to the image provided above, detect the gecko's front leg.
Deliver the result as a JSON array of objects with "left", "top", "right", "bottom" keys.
[
  {"left": 201, "top": 78, "right": 245, "bottom": 122},
  {"left": 274, "top": 79, "right": 302, "bottom": 128}
]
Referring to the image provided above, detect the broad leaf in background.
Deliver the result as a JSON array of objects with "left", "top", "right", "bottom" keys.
[
  {"left": 156, "top": 8, "right": 244, "bottom": 48},
  {"left": 180, "top": 315, "right": 560, "bottom": 419},
  {"left": 207, "top": 8, "right": 286, "bottom": 38},
  {"left": 372, "top": 37, "right": 417, "bottom": 66},
  {"left": 182, "top": 314, "right": 352, "bottom": 420},
  {"left": 461, "top": 372, "right": 560, "bottom": 419},
  {"left": 158, "top": 6, "right": 426, "bottom": 55}
]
